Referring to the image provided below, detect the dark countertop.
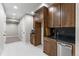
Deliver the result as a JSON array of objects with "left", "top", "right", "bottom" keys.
[
  {"left": 57, "top": 39, "right": 75, "bottom": 45},
  {"left": 45, "top": 36, "right": 75, "bottom": 45}
]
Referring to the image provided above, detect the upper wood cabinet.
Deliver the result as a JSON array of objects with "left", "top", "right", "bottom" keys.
[
  {"left": 34, "top": 6, "right": 49, "bottom": 36},
  {"left": 48, "top": 3, "right": 75, "bottom": 28},
  {"left": 34, "top": 6, "right": 47, "bottom": 23},
  {"left": 48, "top": 4, "right": 61, "bottom": 27},
  {"left": 61, "top": 3, "right": 75, "bottom": 27},
  {"left": 49, "top": 3, "right": 60, "bottom": 27}
]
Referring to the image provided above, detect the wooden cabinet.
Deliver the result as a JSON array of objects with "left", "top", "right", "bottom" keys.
[
  {"left": 48, "top": 4, "right": 61, "bottom": 27},
  {"left": 30, "top": 22, "right": 41, "bottom": 46},
  {"left": 48, "top": 3, "right": 75, "bottom": 27},
  {"left": 34, "top": 6, "right": 49, "bottom": 36},
  {"left": 61, "top": 3, "right": 75, "bottom": 27},
  {"left": 33, "top": 6, "right": 49, "bottom": 46},
  {"left": 43, "top": 37, "right": 57, "bottom": 56},
  {"left": 43, "top": 7, "right": 49, "bottom": 36},
  {"left": 30, "top": 33, "right": 41, "bottom": 46},
  {"left": 43, "top": 37, "right": 75, "bottom": 56},
  {"left": 30, "top": 34, "right": 35, "bottom": 45},
  {"left": 34, "top": 22, "right": 41, "bottom": 46},
  {"left": 33, "top": 12, "right": 43, "bottom": 23}
]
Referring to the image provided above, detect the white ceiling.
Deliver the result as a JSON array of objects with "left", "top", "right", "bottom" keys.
[{"left": 3, "top": 3, "right": 52, "bottom": 21}]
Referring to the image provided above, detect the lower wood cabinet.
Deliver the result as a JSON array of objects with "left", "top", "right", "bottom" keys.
[
  {"left": 30, "top": 34, "right": 35, "bottom": 45},
  {"left": 43, "top": 37, "right": 75, "bottom": 56},
  {"left": 43, "top": 37, "right": 57, "bottom": 56},
  {"left": 30, "top": 33, "right": 41, "bottom": 46}
]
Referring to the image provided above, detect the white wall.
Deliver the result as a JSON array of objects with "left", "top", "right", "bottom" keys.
[
  {"left": 0, "top": 4, "right": 6, "bottom": 55},
  {"left": 18, "top": 15, "right": 33, "bottom": 43},
  {"left": 41, "top": 22, "right": 44, "bottom": 45},
  {"left": 76, "top": 3, "right": 79, "bottom": 56},
  {"left": 6, "top": 23, "right": 18, "bottom": 37}
]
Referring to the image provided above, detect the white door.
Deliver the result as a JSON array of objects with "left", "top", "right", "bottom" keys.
[{"left": 0, "top": 4, "right": 6, "bottom": 55}]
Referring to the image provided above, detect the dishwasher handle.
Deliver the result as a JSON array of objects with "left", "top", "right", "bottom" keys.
[{"left": 57, "top": 42, "right": 72, "bottom": 48}]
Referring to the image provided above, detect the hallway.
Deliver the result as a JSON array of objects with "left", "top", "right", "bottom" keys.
[
  {"left": 0, "top": 3, "right": 50, "bottom": 56},
  {"left": 1, "top": 41, "right": 47, "bottom": 56}
]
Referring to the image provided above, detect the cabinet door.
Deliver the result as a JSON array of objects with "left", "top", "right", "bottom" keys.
[
  {"left": 61, "top": 3, "right": 75, "bottom": 27},
  {"left": 30, "top": 34, "right": 35, "bottom": 44},
  {"left": 43, "top": 39, "right": 51, "bottom": 55},
  {"left": 43, "top": 7, "right": 49, "bottom": 36},
  {"left": 48, "top": 4, "right": 61, "bottom": 27},
  {"left": 43, "top": 37, "right": 57, "bottom": 56},
  {"left": 48, "top": 7, "right": 54, "bottom": 27},
  {"left": 35, "top": 22, "right": 41, "bottom": 45},
  {"left": 50, "top": 39, "right": 57, "bottom": 56}
]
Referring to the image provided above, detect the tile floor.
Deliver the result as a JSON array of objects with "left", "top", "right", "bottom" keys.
[{"left": 1, "top": 41, "right": 47, "bottom": 56}]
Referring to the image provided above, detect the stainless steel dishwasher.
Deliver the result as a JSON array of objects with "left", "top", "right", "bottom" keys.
[{"left": 57, "top": 42, "right": 72, "bottom": 56}]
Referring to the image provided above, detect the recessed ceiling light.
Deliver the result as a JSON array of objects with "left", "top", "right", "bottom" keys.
[
  {"left": 31, "top": 12, "right": 35, "bottom": 15},
  {"left": 13, "top": 5, "right": 18, "bottom": 9},
  {"left": 11, "top": 20, "right": 18, "bottom": 22},
  {"left": 8, "top": 19, "right": 19, "bottom": 22}
]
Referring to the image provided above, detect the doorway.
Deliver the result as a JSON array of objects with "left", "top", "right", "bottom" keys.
[{"left": 6, "top": 21, "right": 20, "bottom": 43}]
